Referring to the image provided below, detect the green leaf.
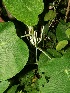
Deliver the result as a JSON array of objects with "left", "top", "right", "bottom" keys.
[
  {"left": 7, "top": 85, "right": 18, "bottom": 93},
  {"left": 43, "top": 24, "right": 49, "bottom": 35},
  {"left": 0, "top": 80, "right": 10, "bottom": 93},
  {"left": 63, "top": 48, "right": 70, "bottom": 58},
  {"left": 3, "top": 0, "right": 44, "bottom": 26},
  {"left": 44, "top": 10, "right": 56, "bottom": 21},
  {"left": 56, "top": 40, "right": 68, "bottom": 51},
  {"left": 47, "top": 31, "right": 56, "bottom": 46},
  {"left": 56, "top": 21, "right": 68, "bottom": 41},
  {"left": 65, "top": 28, "right": 70, "bottom": 38},
  {"left": 38, "top": 52, "right": 50, "bottom": 74},
  {"left": 0, "top": 22, "right": 29, "bottom": 81},
  {"left": 38, "top": 56, "right": 70, "bottom": 93},
  {"left": 47, "top": 49, "right": 62, "bottom": 58}
]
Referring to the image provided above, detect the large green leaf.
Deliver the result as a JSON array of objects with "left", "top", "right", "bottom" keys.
[
  {"left": 38, "top": 55, "right": 70, "bottom": 93},
  {"left": 3, "top": 0, "right": 44, "bottom": 26},
  {"left": 0, "top": 22, "right": 29, "bottom": 81},
  {"left": 0, "top": 80, "right": 10, "bottom": 93}
]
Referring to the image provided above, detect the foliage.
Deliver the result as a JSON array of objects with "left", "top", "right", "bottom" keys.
[
  {"left": 0, "top": 81, "right": 10, "bottom": 93},
  {"left": 44, "top": 10, "right": 56, "bottom": 21},
  {"left": 3, "top": 0, "right": 44, "bottom": 26},
  {"left": 56, "top": 40, "right": 68, "bottom": 51},
  {"left": 0, "top": 22, "right": 29, "bottom": 81},
  {"left": 38, "top": 53, "right": 70, "bottom": 93},
  {"left": 0, "top": 0, "right": 70, "bottom": 93}
]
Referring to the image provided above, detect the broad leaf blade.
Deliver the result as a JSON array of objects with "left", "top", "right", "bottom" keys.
[
  {"left": 0, "top": 22, "right": 29, "bottom": 81},
  {"left": 3, "top": 0, "right": 44, "bottom": 26},
  {"left": 38, "top": 55, "right": 70, "bottom": 93}
]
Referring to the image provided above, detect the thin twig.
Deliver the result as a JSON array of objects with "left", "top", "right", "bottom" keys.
[
  {"left": 21, "top": 34, "right": 32, "bottom": 38},
  {"left": 36, "top": 47, "right": 52, "bottom": 60},
  {"left": 65, "top": 0, "right": 70, "bottom": 21}
]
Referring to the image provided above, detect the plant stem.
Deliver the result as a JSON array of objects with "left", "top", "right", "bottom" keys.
[{"left": 36, "top": 47, "right": 52, "bottom": 60}]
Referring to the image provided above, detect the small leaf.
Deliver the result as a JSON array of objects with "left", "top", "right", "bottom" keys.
[
  {"left": 0, "top": 80, "right": 10, "bottom": 93},
  {"left": 56, "top": 40, "right": 68, "bottom": 51},
  {"left": 47, "top": 49, "right": 62, "bottom": 58},
  {"left": 63, "top": 48, "right": 70, "bottom": 58},
  {"left": 65, "top": 28, "right": 70, "bottom": 38},
  {"left": 3, "top": 0, "right": 44, "bottom": 26},
  {"left": 43, "top": 24, "right": 49, "bottom": 35},
  {"left": 56, "top": 21, "right": 68, "bottom": 41},
  {"left": 0, "top": 22, "right": 29, "bottom": 81},
  {"left": 44, "top": 10, "right": 56, "bottom": 21}
]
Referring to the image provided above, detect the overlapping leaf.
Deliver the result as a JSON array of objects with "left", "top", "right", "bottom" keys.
[
  {"left": 3, "top": 0, "right": 44, "bottom": 26},
  {"left": 0, "top": 22, "right": 29, "bottom": 81},
  {"left": 38, "top": 53, "right": 70, "bottom": 93}
]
